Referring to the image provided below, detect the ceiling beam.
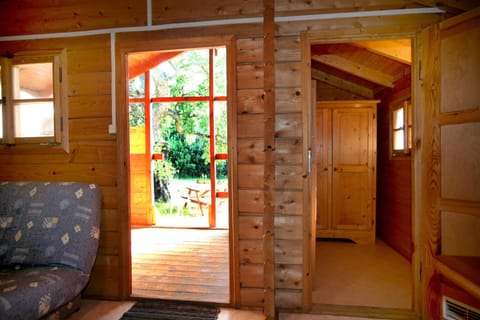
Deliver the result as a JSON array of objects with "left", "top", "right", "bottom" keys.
[
  {"left": 312, "top": 68, "right": 374, "bottom": 98},
  {"left": 312, "top": 54, "right": 395, "bottom": 88},
  {"left": 354, "top": 40, "right": 411, "bottom": 64}
]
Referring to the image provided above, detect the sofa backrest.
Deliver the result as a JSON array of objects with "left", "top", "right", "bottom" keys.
[{"left": 0, "top": 182, "right": 101, "bottom": 275}]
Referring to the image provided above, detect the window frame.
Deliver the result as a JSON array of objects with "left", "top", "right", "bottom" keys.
[
  {"left": 390, "top": 98, "right": 413, "bottom": 158},
  {"left": 0, "top": 50, "right": 68, "bottom": 151}
]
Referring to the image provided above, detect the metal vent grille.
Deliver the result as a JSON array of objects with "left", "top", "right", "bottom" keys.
[{"left": 443, "top": 296, "right": 480, "bottom": 320}]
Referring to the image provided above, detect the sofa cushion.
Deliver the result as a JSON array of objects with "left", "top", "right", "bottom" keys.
[
  {"left": 0, "top": 182, "right": 101, "bottom": 274},
  {"left": 0, "top": 266, "right": 89, "bottom": 320}
]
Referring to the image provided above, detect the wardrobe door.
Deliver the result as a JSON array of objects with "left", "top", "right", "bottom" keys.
[
  {"left": 315, "top": 107, "right": 331, "bottom": 232},
  {"left": 331, "top": 107, "right": 374, "bottom": 232}
]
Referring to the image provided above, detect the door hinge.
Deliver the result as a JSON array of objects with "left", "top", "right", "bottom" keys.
[
  {"left": 60, "top": 116, "right": 63, "bottom": 132},
  {"left": 59, "top": 67, "right": 63, "bottom": 83},
  {"left": 1, "top": 96, "right": 6, "bottom": 105}
]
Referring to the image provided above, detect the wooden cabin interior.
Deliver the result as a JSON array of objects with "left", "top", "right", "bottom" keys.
[{"left": 0, "top": 1, "right": 479, "bottom": 319}]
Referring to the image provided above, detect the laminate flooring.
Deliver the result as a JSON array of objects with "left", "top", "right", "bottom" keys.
[{"left": 313, "top": 238, "right": 412, "bottom": 309}]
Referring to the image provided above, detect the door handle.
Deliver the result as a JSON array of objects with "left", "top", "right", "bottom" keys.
[{"left": 307, "top": 149, "right": 312, "bottom": 173}]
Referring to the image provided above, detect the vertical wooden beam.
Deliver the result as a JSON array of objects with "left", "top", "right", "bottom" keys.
[
  {"left": 1, "top": 57, "right": 14, "bottom": 144},
  {"left": 209, "top": 49, "right": 217, "bottom": 228},
  {"left": 263, "top": 0, "right": 276, "bottom": 319}
]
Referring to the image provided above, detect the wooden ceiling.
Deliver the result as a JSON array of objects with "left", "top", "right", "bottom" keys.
[
  {"left": 413, "top": 0, "right": 480, "bottom": 15},
  {"left": 311, "top": 40, "right": 412, "bottom": 99}
]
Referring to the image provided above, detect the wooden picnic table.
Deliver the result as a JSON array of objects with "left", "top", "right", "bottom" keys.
[{"left": 186, "top": 186, "right": 210, "bottom": 215}]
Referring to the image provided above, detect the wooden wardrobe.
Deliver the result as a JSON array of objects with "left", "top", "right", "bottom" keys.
[{"left": 316, "top": 100, "right": 378, "bottom": 244}]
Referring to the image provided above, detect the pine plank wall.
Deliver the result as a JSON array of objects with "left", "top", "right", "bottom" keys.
[{"left": 2, "top": 1, "right": 477, "bottom": 319}]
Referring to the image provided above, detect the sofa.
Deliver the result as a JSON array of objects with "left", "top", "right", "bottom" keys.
[{"left": 0, "top": 181, "right": 102, "bottom": 320}]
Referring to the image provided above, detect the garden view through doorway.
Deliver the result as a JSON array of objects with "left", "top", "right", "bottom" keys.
[
  {"left": 127, "top": 46, "right": 231, "bottom": 303},
  {"left": 128, "top": 47, "right": 229, "bottom": 229}
]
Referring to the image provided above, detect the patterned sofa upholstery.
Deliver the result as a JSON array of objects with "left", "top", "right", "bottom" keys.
[{"left": 0, "top": 182, "right": 101, "bottom": 320}]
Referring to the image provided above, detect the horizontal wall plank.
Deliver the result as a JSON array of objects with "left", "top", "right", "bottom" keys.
[
  {"left": 69, "top": 95, "right": 112, "bottom": 119},
  {"left": 237, "top": 139, "right": 265, "bottom": 164},
  {"left": 98, "top": 230, "right": 121, "bottom": 255},
  {"left": 275, "top": 215, "right": 303, "bottom": 240},
  {"left": 0, "top": 35, "right": 110, "bottom": 55},
  {"left": 68, "top": 142, "right": 117, "bottom": 163},
  {"left": 101, "top": 186, "right": 120, "bottom": 210},
  {"left": 238, "top": 164, "right": 264, "bottom": 189},
  {"left": 69, "top": 117, "right": 114, "bottom": 141},
  {"left": 238, "top": 215, "right": 264, "bottom": 239},
  {"left": 239, "top": 239, "right": 264, "bottom": 264},
  {"left": 276, "top": 62, "right": 302, "bottom": 87},
  {"left": 100, "top": 209, "right": 121, "bottom": 232},
  {"left": 276, "top": 88, "right": 302, "bottom": 113},
  {"left": 275, "top": 36, "right": 301, "bottom": 62},
  {"left": 238, "top": 189, "right": 264, "bottom": 213},
  {"left": 238, "top": 114, "right": 265, "bottom": 138},
  {"left": 275, "top": 264, "right": 303, "bottom": 289},
  {"left": 276, "top": 113, "right": 303, "bottom": 138},
  {"left": 276, "top": 14, "right": 440, "bottom": 36},
  {"left": 237, "top": 38, "right": 263, "bottom": 63},
  {"left": 275, "top": 0, "right": 411, "bottom": 13},
  {"left": 68, "top": 48, "right": 111, "bottom": 74},
  {"left": 237, "top": 64, "right": 264, "bottom": 89},
  {"left": 240, "top": 288, "right": 264, "bottom": 308},
  {"left": 0, "top": 163, "right": 116, "bottom": 186},
  {"left": 237, "top": 89, "right": 264, "bottom": 114},
  {"left": 68, "top": 72, "right": 111, "bottom": 96},
  {"left": 0, "top": 152, "right": 70, "bottom": 164},
  {"left": 276, "top": 138, "right": 303, "bottom": 165},
  {"left": 0, "top": 0, "right": 147, "bottom": 36},
  {"left": 276, "top": 165, "right": 304, "bottom": 190},
  {"left": 275, "top": 239, "right": 303, "bottom": 264},
  {"left": 275, "top": 191, "right": 304, "bottom": 215},
  {"left": 152, "top": 0, "right": 262, "bottom": 25},
  {"left": 85, "top": 254, "right": 121, "bottom": 298},
  {"left": 240, "top": 264, "right": 264, "bottom": 288},
  {"left": 275, "top": 289, "right": 303, "bottom": 310}
]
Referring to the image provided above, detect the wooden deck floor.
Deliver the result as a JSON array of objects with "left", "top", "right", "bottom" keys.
[{"left": 131, "top": 228, "right": 230, "bottom": 304}]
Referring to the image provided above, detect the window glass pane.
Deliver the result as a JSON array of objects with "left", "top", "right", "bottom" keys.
[
  {"left": 151, "top": 49, "right": 209, "bottom": 98},
  {"left": 13, "top": 62, "right": 53, "bottom": 99},
  {"left": 14, "top": 101, "right": 54, "bottom": 137},
  {"left": 129, "top": 74, "right": 145, "bottom": 98},
  {"left": 151, "top": 102, "right": 173, "bottom": 155},
  {"left": 214, "top": 47, "right": 227, "bottom": 96},
  {"left": 393, "top": 107, "right": 404, "bottom": 130},
  {"left": 393, "top": 130, "right": 405, "bottom": 151},
  {"left": 129, "top": 102, "right": 145, "bottom": 127},
  {"left": 215, "top": 101, "right": 227, "bottom": 154}
]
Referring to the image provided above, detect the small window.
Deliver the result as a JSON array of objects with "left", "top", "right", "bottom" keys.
[
  {"left": 0, "top": 51, "right": 67, "bottom": 150},
  {"left": 391, "top": 99, "right": 412, "bottom": 158}
]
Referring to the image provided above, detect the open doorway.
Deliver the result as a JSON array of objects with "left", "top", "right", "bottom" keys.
[
  {"left": 310, "top": 40, "right": 414, "bottom": 310},
  {"left": 127, "top": 47, "right": 230, "bottom": 303}
]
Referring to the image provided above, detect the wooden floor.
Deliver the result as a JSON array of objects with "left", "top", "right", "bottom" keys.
[
  {"left": 131, "top": 228, "right": 412, "bottom": 310},
  {"left": 131, "top": 228, "right": 229, "bottom": 303}
]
